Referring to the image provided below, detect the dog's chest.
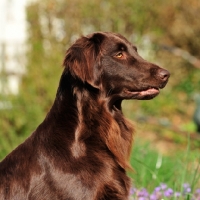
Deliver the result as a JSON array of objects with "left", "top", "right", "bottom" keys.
[{"left": 28, "top": 155, "right": 130, "bottom": 200}]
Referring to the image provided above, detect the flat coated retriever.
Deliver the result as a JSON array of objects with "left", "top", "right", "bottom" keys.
[{"left": 0, "top": 32, "right": 170, "bottom": 200}]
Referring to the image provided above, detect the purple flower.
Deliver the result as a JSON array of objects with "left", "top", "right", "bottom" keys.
[
  {"left": 185, "top": 187, "right": 191, "bottom": 193},
  {"left": 138, "top": 197, "right": 146, "bottom": 200},
  {"left": 150, "top": 194, "right": 157, "bottom": 200},
  {"left": 160, "top": 183, "right": 167, "bottom": 190},
  {"left": 164, "top": 188, "right": 173, "bottom": 197},
  {"left": 183, "top": 183, "right": 191, "bottom": 195},
  {"left": 130, "top": 187, "right": 136, "bottom": 195},
  {"left": 196, "top": 189, "right": 200, "bottom": 194},
  {"left": 174, "top": 192, "right": 181, "bottom": 197},
  {"left": 154, "top": 186, "right": 161, "bottom": 192},
  {"left": 129, "top": 184, "right": 200, "bottom": 199},
  {"left": 195, "top": 189, "right": 200, "bottom": 200},
  {"left": 183, "top": 183, "right": 190, "bottom": 188},
  {"left": 138, "top": 188, "right": 149, "bottom": 197}
]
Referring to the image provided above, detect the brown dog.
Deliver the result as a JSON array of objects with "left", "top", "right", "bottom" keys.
[{"left": 0, "top": 32, "right": 170, "bottom": 200}]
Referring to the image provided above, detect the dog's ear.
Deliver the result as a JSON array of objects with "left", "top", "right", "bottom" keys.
[{"left": 63, "top": 32, "right": 105, "bottom": 88}]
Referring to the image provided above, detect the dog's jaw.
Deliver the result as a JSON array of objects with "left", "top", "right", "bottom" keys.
[{"left": 124, "top": 87, "right": 160, "bottom": 100}]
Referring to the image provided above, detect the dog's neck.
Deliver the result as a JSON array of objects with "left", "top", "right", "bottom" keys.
[{"left": 44, "top": 72, "right": 134, "bottom": 170}]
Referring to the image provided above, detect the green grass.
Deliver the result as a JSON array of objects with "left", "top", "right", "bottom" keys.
[{"left": 129, "top": 137, "right": 200, "bottom": 195}]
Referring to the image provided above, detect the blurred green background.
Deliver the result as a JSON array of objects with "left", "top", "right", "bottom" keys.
[{"left": 0, "top": 0, "right": 200, "bottom": 167}]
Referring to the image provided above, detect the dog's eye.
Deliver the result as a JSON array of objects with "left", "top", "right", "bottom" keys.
[{"left": 116, "top": 52, "right": 123, "bottom": 58}]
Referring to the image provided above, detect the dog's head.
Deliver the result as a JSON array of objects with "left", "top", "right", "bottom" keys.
[{"left": 63, "top": 32, "right": 170, "bottom": 104}]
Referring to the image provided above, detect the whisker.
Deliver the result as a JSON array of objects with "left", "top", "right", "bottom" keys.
[{"left": 107, "top": 88, "right": 113, "bottom": 97}]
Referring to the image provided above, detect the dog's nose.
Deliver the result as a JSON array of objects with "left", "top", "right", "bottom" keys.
[{"left": 157, "top": 68, "right": 170, "bottom": 82}]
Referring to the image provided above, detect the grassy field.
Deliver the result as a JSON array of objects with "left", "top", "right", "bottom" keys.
[{"left": 129, "top": 137, "right": 200, "bottom": 199}]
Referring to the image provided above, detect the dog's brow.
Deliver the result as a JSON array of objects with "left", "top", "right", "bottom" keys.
[
  {"left": 132, "top": 45, "right": 137, "bottom": 51},
  {"left": 117, "top": 42, "right": 127, "bottom": 51}
]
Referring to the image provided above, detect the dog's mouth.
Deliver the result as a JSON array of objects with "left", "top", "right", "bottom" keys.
[
  {"left": 111, "top": 87, "right": 160, "bottom": 111},
  {"left": 124, "top": 87, "right": 160, "bottom": 100}
]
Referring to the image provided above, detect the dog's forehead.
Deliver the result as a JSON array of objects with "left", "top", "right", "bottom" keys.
[
  {"left": 105, "top": 33, "right": 130, "bottom": 44},
  {"left": 102, "top": 33, "right": 135, "bottom": 51}
]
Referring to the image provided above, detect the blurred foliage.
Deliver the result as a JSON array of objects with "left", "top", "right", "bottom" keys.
[
  {"left": 1, "top": 0, "right": 200, "bottom": 159},
  {"left": 129, "top": 139, "right": 200, "bottom": 191}
]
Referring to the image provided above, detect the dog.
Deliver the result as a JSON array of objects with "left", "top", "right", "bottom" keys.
[{"left": 0, "top": 32, "right": 170, "bottom": 200}]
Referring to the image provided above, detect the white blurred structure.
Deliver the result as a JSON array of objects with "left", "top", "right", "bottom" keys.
[{"left": 0, "top": 0, "right": 28, "bottom": 95}]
